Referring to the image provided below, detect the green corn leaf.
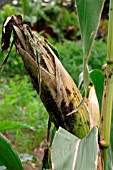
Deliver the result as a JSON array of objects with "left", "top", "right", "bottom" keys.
[
  {"left": 90, "top": 69, "right": 104, "bottom": 114},
  {"left": 0, "top": 133, "right": 24, "bottom": 170},
  {"left": 0, "top": 121, "right": 35, "bottom": 132},
  {"left": 76, "top": 0, "right": 105, "bottom": 97},
  {"left": 51, "top": 127, "right": 98, "bottom": 170}
]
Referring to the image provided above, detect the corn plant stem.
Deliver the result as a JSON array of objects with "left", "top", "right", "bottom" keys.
[
  {"left": 100, "top": 0, "right": 113, "bottom": 148},
  {"left": 100, "top": 0, "right": 113, "bottom": 169},
  {"left": 100, "top": 64, "right": 113, "bottom": 147},
  {"left": 103, "top": 149, "right": 108, "bottom": 170},
  {"left": 107, "top": 0, "right": 113, "bottom": 62}
]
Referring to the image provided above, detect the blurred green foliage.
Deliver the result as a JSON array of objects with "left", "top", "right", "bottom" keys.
[
  {"left": 17, "top": 0, "right": 78, "bottom": 41},
  {"left": 0, "top": 4, "right": 24, "bottom": 23},
  {"left": 0, "top": 75, "right": 48, "bottom": 152},
  {"left": 55, "top": 40, "right": 106, "bottom": 84},
  {"left": 28, "top": 2, "right": 79, "bottom": 41},
  {"left": 0, "top": 47, "right": 27, "bottom": 77}
]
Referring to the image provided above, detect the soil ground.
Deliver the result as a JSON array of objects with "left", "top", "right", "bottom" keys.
[{"left": 24, "top": 147, "right": 44, "bottom": 170}]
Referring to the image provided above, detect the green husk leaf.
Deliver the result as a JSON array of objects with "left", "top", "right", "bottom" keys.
[{"left": 51, "top": 127, "right": 98, "bottom": 170}]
